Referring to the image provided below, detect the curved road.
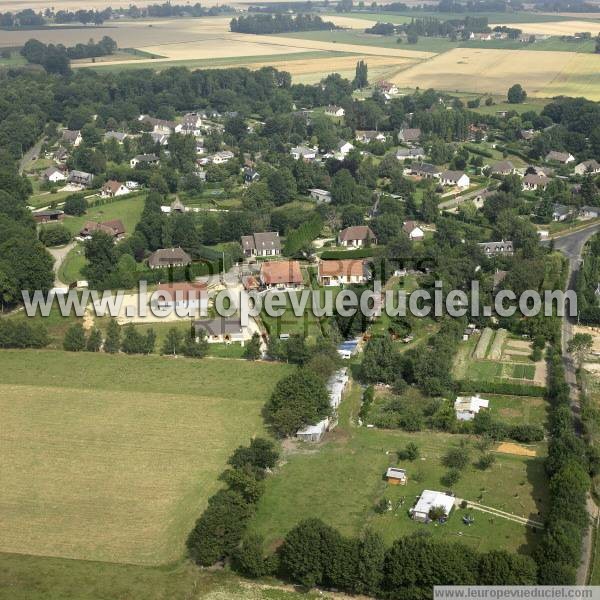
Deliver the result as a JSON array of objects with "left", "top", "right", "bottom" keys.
[
  {"left": 551, "top": 222, "right": 600, "bottom": 584},
  {"left": 47, "top": 241, "right": 77, "bottom": 288}
]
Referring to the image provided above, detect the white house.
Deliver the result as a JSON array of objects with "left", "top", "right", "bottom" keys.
[
  {"left": 194, "top": 317, "right": 249, "bottom": 344},
  {"left": 552, "top": 204, "right": 573, "bottom": 222},
  {"left": 402, "top": 221, "right": 425, "bottom": 241},
  {"left": 153, "top": 282, "right": 208, "bottom": 314},
  {"left": 43, "top": 166, "right": 67, "bottom": 183},
  {"left": 454, "top": 395, "right": 489, "bottom": 421},
  {"left": 291, "top": 145, "right": 317, "bottom": 161},
  {"left": 318, "top": 259, "right": 369, "bottom": 286},
  {"left": 440, "top": 170, "right": 470, "bottom": 189},
  {"left": 355, "top": 130, "right": 386, "bottom": 144},
  {"left": 104, "top": 131, "right": 128, "bottom": 144},
  {"left": 336, "top": 140, "right": 354, "bottom": 156},
  {"left": 410, "top": 490, "right": 455, "bottom": 522},
  {"left": 396, "top": 147, "right": 426, "bottom": 160},
  {"left": 211, "top": 150, "right": 234, "bottom": 164},
  {"left": 581, "top": 206, "right": 600, "bottom": 219},
  {"left": 325, "top": 105, "right": 345, "bottom": 117},
  {"left": 575, "top": 160, "right": 600, "bottom": 176},
  {"left": 62, "top": 129, "right": 82, "bottom": 147},
  {"left": 130, "top": 153, "right": 159, "bottom": 168},
  {"left": 338, "top": 225, "right": 377, "bottom": 248},
  {"left": 309, "top": 188, "right": 332, "bottom": 204},
  {"left": 101, "top": 180, "right": 130, "bottom": 198}
]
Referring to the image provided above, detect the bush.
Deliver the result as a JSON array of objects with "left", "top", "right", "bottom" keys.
[
  {"left": 443, "top": 446, "right": 470, "bottom": 470},
  {"left": 63, "top": 323, "right": 86, "bottom": 351},
  {"left": 63, "top": 193, "right": 88, "bottom": 216},
  {"left": 476, "top": 453, "right": 496, "bottom": 470},
  {"left": 441, "top": 467, "right": 462, "bottom": 486},
  {"left": 39, "top": 224, "right": 71, "bottom": 246},
  {"left": 232, "top": 534, "right": 277, "bottom": 578},
  {"left": 397, "top": 442, "right": 419, "bottom": 461}
]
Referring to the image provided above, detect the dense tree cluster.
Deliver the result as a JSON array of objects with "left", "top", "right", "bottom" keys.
[{"left": 230, "top": 13, "right": 338, "bottom": 34}]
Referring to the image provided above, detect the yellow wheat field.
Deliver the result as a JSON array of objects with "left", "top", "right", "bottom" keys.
[
  {"left": 391, "top": 47, "right": 600, "bottom": 100},
  {"left": 492, "top": 19, "right": 600, "bottom": 36}
]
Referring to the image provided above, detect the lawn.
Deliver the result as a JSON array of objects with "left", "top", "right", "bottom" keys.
[
  {"left": 486, "top": 394, "right": 549, "bottom": 426},
  {"left": 57, "top": 243, "right": 86, "bottom": 285},
  {"left": 0, "top": 51, "right": 27, "bottom": 67},
  {"left": 62, "top": 194, "right": 146, "bottom": 236},
  {"left": 0, "top": 553, "right": 328, "bottom": 600},
  {"left": 260, "top": 291, "right": 324, "bottom": 339},
  {"left": 249, "top": 384, "right": 547, "bottom": 556},
  {"left": 0, "top": 349, "right": 291, "bottom": 565}
]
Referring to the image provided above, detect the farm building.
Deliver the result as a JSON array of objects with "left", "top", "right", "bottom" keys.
[
  {"left": 410, "top": 490, "right": 455, "bottom": 522},
  {"left": 33, "top": 209, "right": 64, "bottom": 223},
  {"left": 454, "top": 395, "right": 490, "bottom": 421},
  {"left": 386, "top": 467, "right": 407, "bottom": 485}
]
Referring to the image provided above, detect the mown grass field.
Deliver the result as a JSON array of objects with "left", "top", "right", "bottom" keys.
[
  {"left": 0, "top": 349, "right": 291, "bottom": 565},
  {"left": 60, "top": 194, "right": 146, "bottom": 236},
  {"left": 0, "top": 554, "right": 328, "bottom": 600},
  {"left": 249, "top": 385, "right": 547, "bottom": 556}
]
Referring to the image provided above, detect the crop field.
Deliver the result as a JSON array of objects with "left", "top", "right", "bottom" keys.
[
  {"left": 391, "top": 47, "right": 600, "bottom": 100},
  {"left": 0, "top": 349, "right": 291, "bottom": 565},
  {"left": 249, "top": 385, "right": 548, "bottom": 555},
  {"left": 499, "top": 19, "right": 600, "bottom": 36}
]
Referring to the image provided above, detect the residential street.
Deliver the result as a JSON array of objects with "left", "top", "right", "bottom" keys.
[{"left": 552, "top": 222, "right": 600, "bottom": 584}]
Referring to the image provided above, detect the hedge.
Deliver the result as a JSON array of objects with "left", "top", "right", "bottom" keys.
[
  {"left": 320, "top": 248, "right": 380, "bottom": 260},
  {"left": 456, "top": 379, "right": 546, "bottom": 397}
]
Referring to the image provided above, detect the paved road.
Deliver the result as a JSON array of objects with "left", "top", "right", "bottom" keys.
[
  {"left": 552, "top": 222, "right": 600, "bottom": 584},
  {"left": 19, "top": 137, "right": 45, "bottom": 175},
  {"left": 47, "top": 241, "right": 77, "bottom": 288}
]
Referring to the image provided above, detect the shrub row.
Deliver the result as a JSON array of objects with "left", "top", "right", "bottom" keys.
[
  {"left": 320, "top": 248, "right": 378, "bottom": 260},
  {"left": 0, "top": 319, "right": 49, "bottom": 348},
  {"left": 457, "top": 379, "right": 546, "bottom": 397},
  {"left": 535, "top": 348, "right": 591, "bottom": 583},
  {"left": 186, "top": 438, "right": 278, "bottom": 567}
]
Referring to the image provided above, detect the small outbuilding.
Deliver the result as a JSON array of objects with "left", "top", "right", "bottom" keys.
[{"left": 386, "top": 467, "right": 407, "bottom": 485}]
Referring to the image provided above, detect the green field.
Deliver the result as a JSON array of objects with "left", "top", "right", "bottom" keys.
[
  {"left": 249, "top": 384, "right": 547, "bottom": 555},
  {"left": 0, "top": 51, "right": 27, "bottom": 67},
  {"left": 75, "top": 50, "right": 355, "bottom": 73},
  {"left": 0, "top": 349, "right": 291, "bottom": 565},
  {"left": 328, "top": 10, "right": 596, "bottom": 24},
  {"left": 0, "top": 553, "right": 328, "bottom": 600},
  {"left": 260, "top": 291, "right": 324, "bottom": 339},
  {"left": 61, "top": 194, "right": 145, "bottom": 236}
]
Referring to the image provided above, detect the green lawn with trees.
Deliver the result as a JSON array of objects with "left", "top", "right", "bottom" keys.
[{"left": 249, "top": 384, "right": 548, "bottom": 555}]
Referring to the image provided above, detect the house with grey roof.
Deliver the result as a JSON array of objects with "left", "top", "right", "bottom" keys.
[
  {"left": 545, "top": 150, "right": 575, "bottom": 164},
  {"left": 241, "top": 232, "right": 281, "bottom": 257},
  {"left": 396, "top": 146, "right": 426, "bottom": 160},
  {"left": 478, "top": 240, "right": 514, "bottom": 256}
]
